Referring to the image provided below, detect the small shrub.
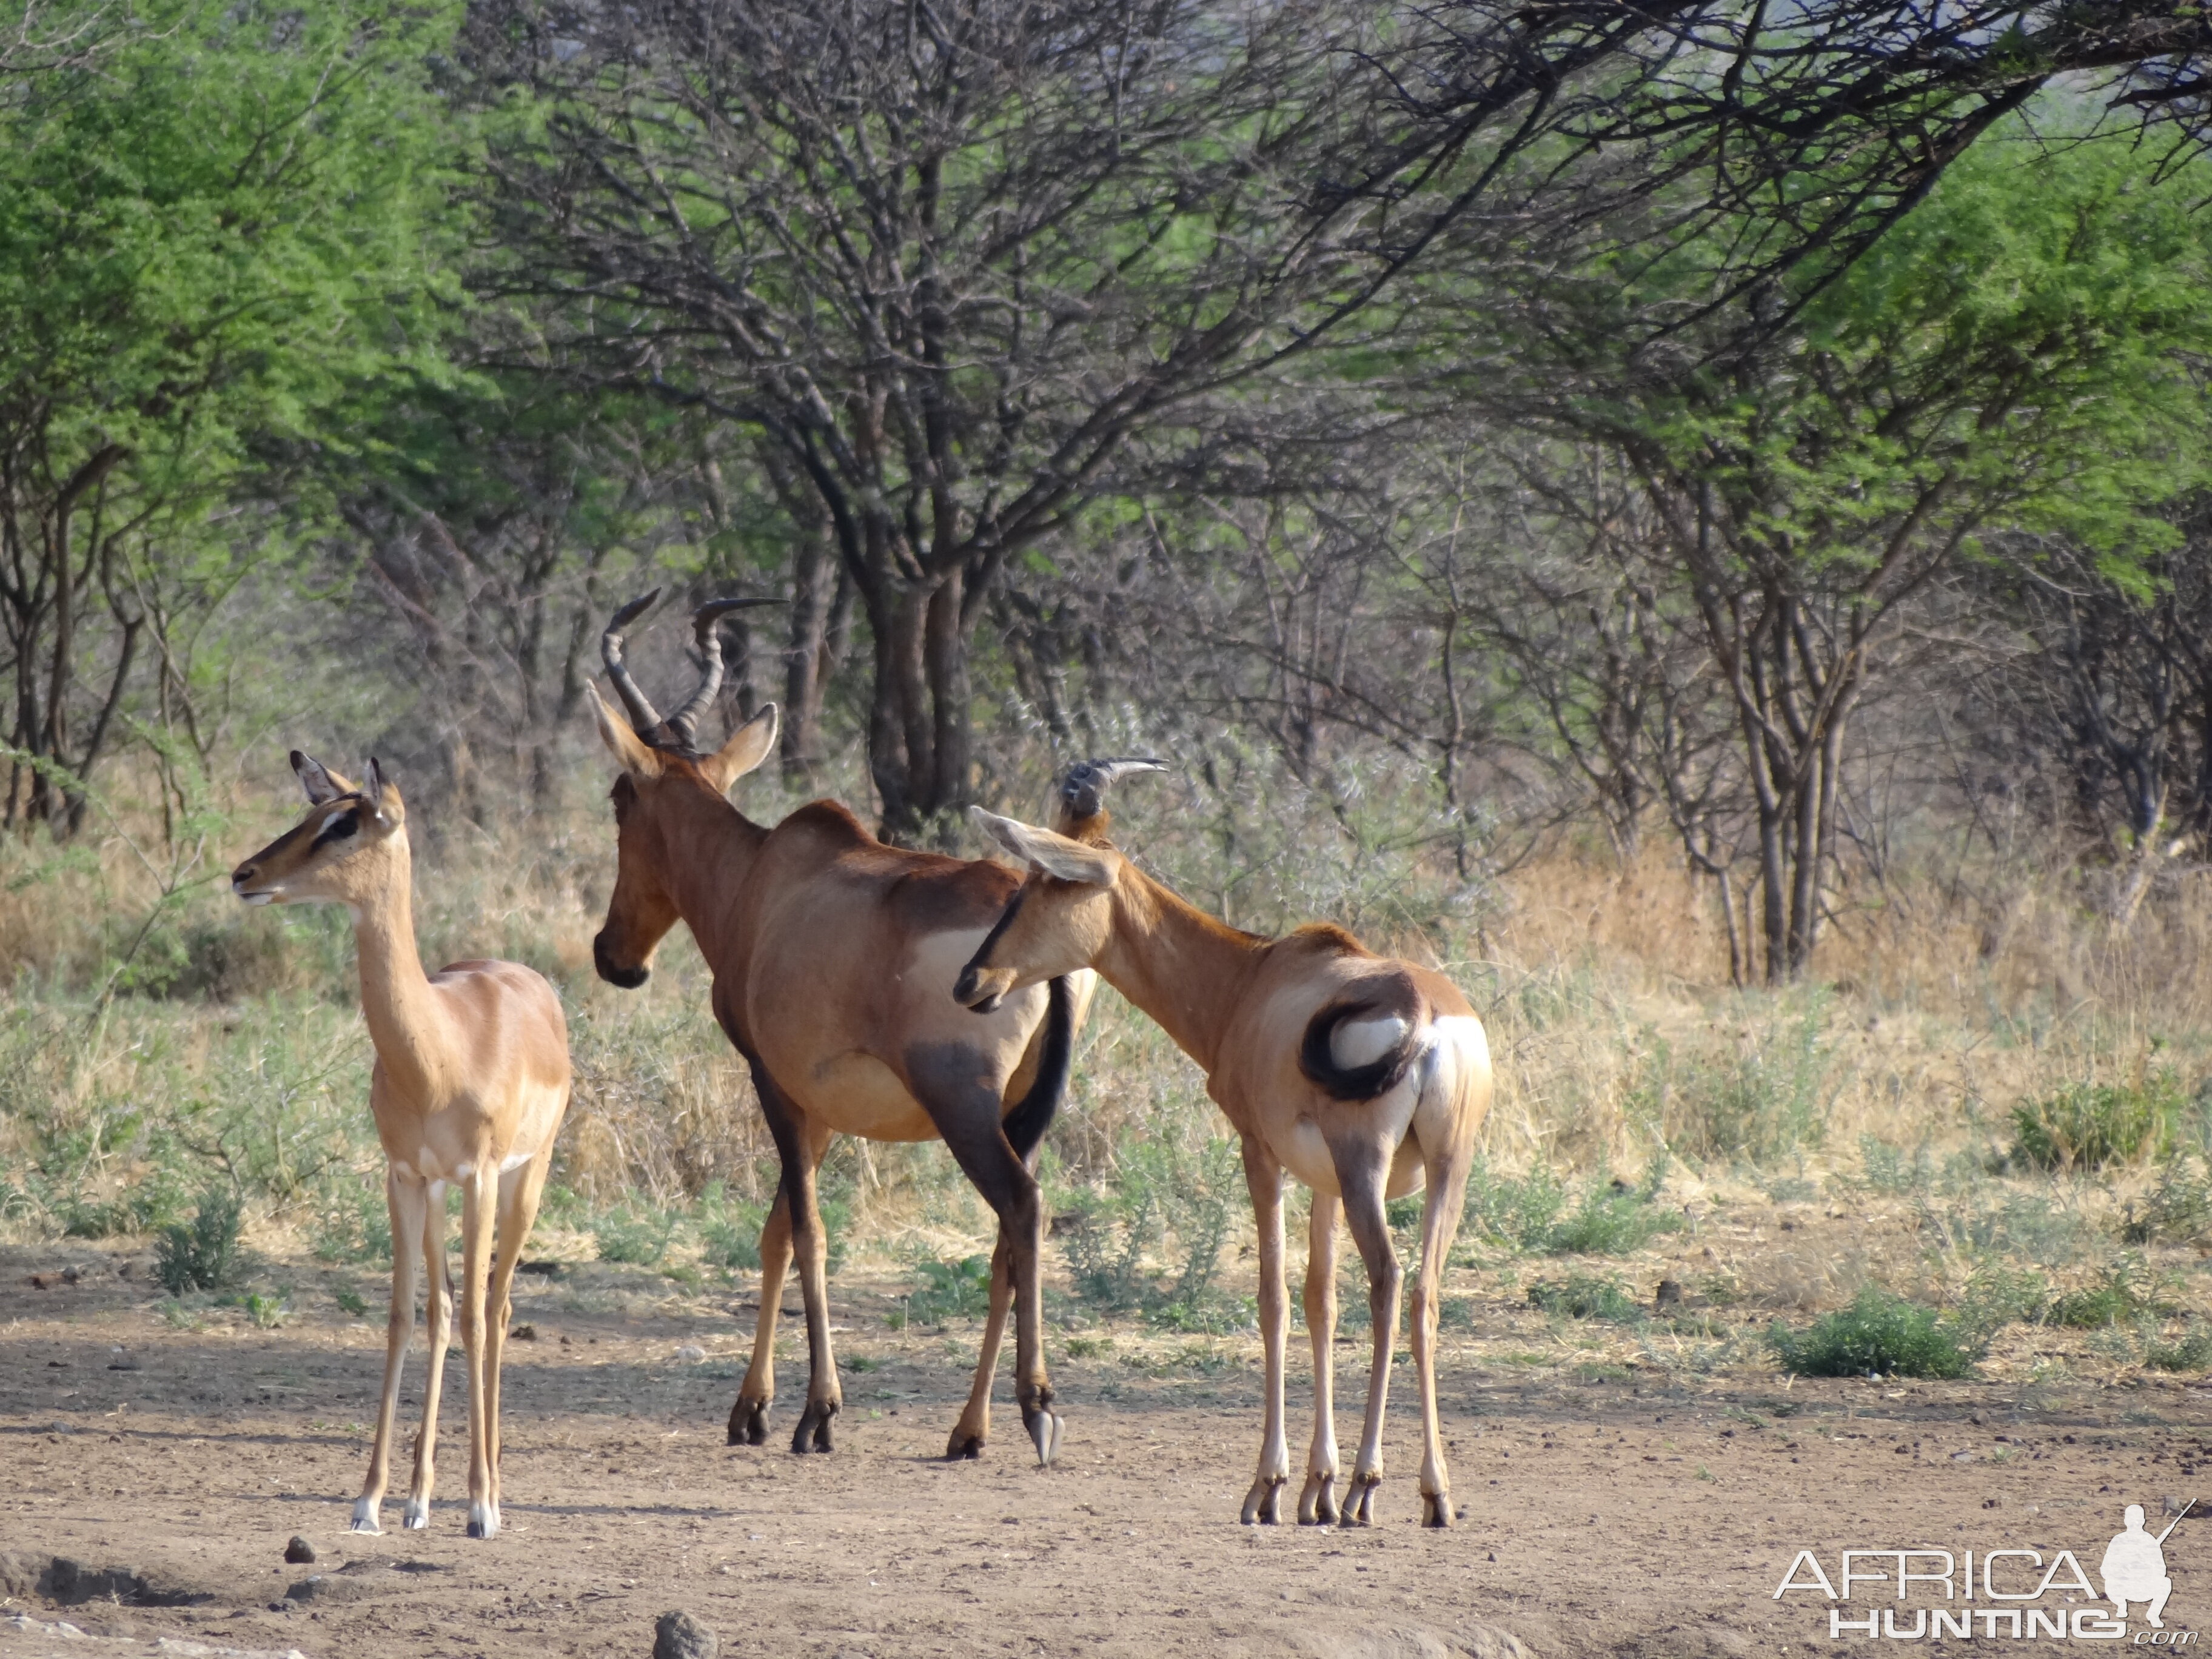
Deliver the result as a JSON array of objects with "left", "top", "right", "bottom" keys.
[
  {"left": 2011, "top": 1073, "right": 2184, "bottom": 1171},
  {"left": 155, "top": 1188, "right": 245, "bottom": 1295},
  {"left": 2144, "top": 1322, "right": 2212, "bottom": 1373},
  {"left": 1463, "top": 1158, "right": 1567, "bottom": 1250},
  {"left": 1527, "top": 1274, "right": 1640, "bottom": 1322},
  {"left": 1956, "top": 1265, "right": 2048, "bottom": 1336},
  {"left": 1057, "top": 1135, "right": 1243, "bottom": 1329},
  {"left": 1544, "top": 1161, "right": 1684, "bottom": 1256},
  {"left": 2120, "top": 1157, "right": 2212, "bottom": 1245},
  {"left": 333, "top": 1287, "right": 369, "bottom": 1318},
  {"left": 905, "top": 1254, "right": 994, "bottom": 1325},
  {"left": 309, "top": 1180, "right": 392, "bottom": 1266},
  {"left": 698, "top": 1195, "right": 766, "bottom": 1272},
  {"left": 244, "top": 1292, "right": 290, "bottom": 1329},
  {"left": 591, "top": 1203, "right": 679, "bottom": 1266},
  {"left": 1858, "top": 1135, "right": 1936, "bottom": 1196},
  {"left": 1768, "top": 1288, "right": 1979, "bottom": 1380},
  {"left": 2047, "top": 1261, "right": 2164, "bottom": 1330}
]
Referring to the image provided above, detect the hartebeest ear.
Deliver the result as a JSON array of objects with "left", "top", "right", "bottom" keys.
[
  {"left": 587, "top": 680, "right": 664, "bottom": 777},
  {"left": 970, "top": 806, "right": 1118, "bottom": 885},
  {"left": 291, "top": 751, "right": 348, "bottom": 805},
  {"left": 697, "top": 703, "right": 779, "bottom": 794}
]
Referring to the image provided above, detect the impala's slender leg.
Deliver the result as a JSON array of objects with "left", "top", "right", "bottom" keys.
[
  {"left": 354, "top": 1168, "right": 427, "bottom": 1535},
  {"left": 920, "top": 1071, "right": 1056, "bottom": 1466},
  {"left": 1410, "top": 1145, "right": 1473, "bottom": 1528},
  {"left": 1240, "top": 1138, "right": 1290, "bottom": 1524},
  {"left": 484, "top": 1152, "right": 551, "bottom": 1500},
  {"left": 404, "top": 1181, "right": 454, "bottom": 1530},
  {"left": 458, "top": 1162, "right": 501, "bottom": 1538},
  {"left": 947, "top": 1230, "right": 1014, "bottom": 1459},
  {"left": 1336, "top": 1148, "right": 1401, "bottom": 1527},
  {"left": 1298, "top": 1191, "right": 1342, "bottom": 1524}
]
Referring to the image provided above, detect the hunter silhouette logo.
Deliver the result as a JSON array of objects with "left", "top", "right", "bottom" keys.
[{"left": 1774, "top": 1500, "right": 2199, "bottom": 1642}]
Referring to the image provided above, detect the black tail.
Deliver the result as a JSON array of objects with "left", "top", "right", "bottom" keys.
[
  {"left": 1004, "top": 975, "right": 1074, "bottom": 1165},
  {"left": 1297, "top": 975, "right": 1425, "bottom": 1102}
]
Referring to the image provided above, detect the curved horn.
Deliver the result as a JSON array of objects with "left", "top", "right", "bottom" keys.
[
  {"left": 600, "top": 590, "right": 665, "bottom": 735},
  {"left": 1056, "top": 756, "right": 1167, "bottom": 826},
  {"left": 664, "top": 596, "right": 782, "bottom": 746}
]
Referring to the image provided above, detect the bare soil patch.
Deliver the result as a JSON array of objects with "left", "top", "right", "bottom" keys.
[{"left": 3, "top": 1245, "right": 2208, "bottom": 1658}]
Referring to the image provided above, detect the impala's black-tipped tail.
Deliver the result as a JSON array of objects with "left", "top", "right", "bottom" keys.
[
  {"left": 1004, "top": 975, "right": 1075, "bottom": 1162},
  {"left": 1298, "top": 972, "right": 1426, "bottom": 1102}
]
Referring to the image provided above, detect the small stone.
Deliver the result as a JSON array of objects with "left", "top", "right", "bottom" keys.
[
  {"left": 1654, "top": 1278, "right": 1683, "bottom": 1309},
  {"left": 654, "top": 1609, "right": 720, "bottom": 1659},
  {"left": 284, "top": 1537, "right": 317, "bottom": 1565},
  {"left": 2168, "top": 1496, "right": 2194, "bottom": 1518},
  {"left": 511, "top": 1324, "right": 537, "bottom": 1341},
  {"left": 107, "top": 1348, "right": 140, "bottom": 1372},
  {"left": 674, "top": 1344, "right": 706, "bottom": 1363}
]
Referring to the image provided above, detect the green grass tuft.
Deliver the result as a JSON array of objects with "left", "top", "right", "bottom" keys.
[
  {"left": 154, "top": 1188, "right": 245, "bottom": 1295},
  {"left": 1526, "top": 1273, "right": 1641, "bottom": 1321},
  {"left": 2011, "top": 1073, "right": 2185, "bottom": 1171},
  {"left": 1768, "top": 1288, "right": 1980, "bottom": 1379}
]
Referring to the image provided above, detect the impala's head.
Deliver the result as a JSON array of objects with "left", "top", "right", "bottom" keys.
[
  {"left": 232, "top": 753, "right": 407, "bottom": 910},
  {"left": 589, "top": 590, "right": 780, "bottom": 990},
  {"left": 953, "top": 808, "right": 1127, "bottom": 1013}
]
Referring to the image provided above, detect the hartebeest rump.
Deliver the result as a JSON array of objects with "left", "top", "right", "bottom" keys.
[
  {"left": 588, "top": 594, "right": 1091, "bottom": 1462},
  {"left": 232, "top": 755, "right": 572, "bottom": 1540},
  {"left": 955, "top": 785, "right": 1493, "bottom": 1527}
]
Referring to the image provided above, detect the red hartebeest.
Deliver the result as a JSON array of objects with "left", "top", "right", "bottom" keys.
[
  {"left": 233, "top": 756, "right": 572, "bottom": 1540},
  {"left": 954, "top": 778, "right": 1493, "bottom": 1527},
  {"left": 588, "top": 594, "right": 1091, "bottom": 1463}
]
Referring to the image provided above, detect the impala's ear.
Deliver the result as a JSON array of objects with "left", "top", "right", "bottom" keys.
[
  {"left": 588, "top": 680, "right": 663, "bottom": 777},
  {"left": 291, "top": 751, "right": 349, "bottom": 805},
  {"left": 362, "top": 757, "right": 403, "bottom": 823},
  {"left": 970, "top": 806, "right": 1118, "bottom": 885},
  {"left": 698, "top": 703, "right": 779, "bottom": 794}
]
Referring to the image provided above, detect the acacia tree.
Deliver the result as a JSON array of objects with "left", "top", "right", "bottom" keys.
[
  {"left": 0, "top": 0, "right": 458, "bottom": 835},
  {"left": 1470, "top": 133, "right": 2212, "bottom": 979}
]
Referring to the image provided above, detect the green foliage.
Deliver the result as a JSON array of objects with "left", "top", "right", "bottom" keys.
[
  {"left": 1858, "top": 1135, "right": 1937, "bottom": 1196},
  {"left": 1639, "top": 1000, "right": 1834, "bottom": 1164},
  {"left": 903, "top": 1254, "right": 994, "bottom": 1326},
  {"left": 155, "top": 1188, "right": 245, "bottom": 1295},
  {"left": 1956, "top": 1265, "right": 2048, "bottom": 1336},
  {"left": 1469, "top": 1157, "right": 1683, "bottom": 1256},
  {"left": 2011, "top": 1072, "right": 2186, "bottom": 1170},
  {"left": 2048, "top": 1261, "right": 2166, "bottom": 1330},
  {"left": 1768, "top": 1289, "right": 1980, "bottom": 1381},
  {"left": 1526, "top": 1273, "right": 1640, "bottom": 1322},
  {"left": 697, "top": 1187, "right": 766, "bottom": 1273},
  {"left": 2122, "top": 1155, "right": 2212, "bottom": 1246},
  {"left": 244, "top": 1292, "right": 290, "bottom": 1329},
  {"left": 590, "top": 1202, "right": 679, "bottom": 1267},
  {"left": 332, "top": 1287, "right": 369, "bottom": 1318},
  {"left": 309, "top": 1178, "right": 392, "bottom": 1267},
  {"left": 2144, "top": 1323, "right": 2212, "bottom": 1374},
  {"left": 1056, "top": 1134, "right": 1244, "bottom": 1331}
]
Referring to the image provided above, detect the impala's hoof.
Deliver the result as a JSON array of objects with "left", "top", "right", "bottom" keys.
[
  {"left": 947, "top": 1433, "right": 983, "bottom": 1461},
  {"left": 1298, "top": 1473, "right": 1338, "bottom": 1527},
  {"left": 1241, "top": 1475, "right": 1287, "bottom": 1526},
  {"left": 349, "top": 1498, "right": 381, "bottom": 1535},
  {"left": 401, "top": 1497, "right": 430, "bottom": 1531},
  {"left": 466, "top": 1500, "right": 500, "bottom": 1540},
  {"left": 1342, "top": 1475, "right": 1381, "bottom": 1527},
  {"left": 790, "top": 1400, "right": 837, "bottom": 1455},
  {"left": 1420, "top": 1491, "right": 1452, "bottom": 1529}
]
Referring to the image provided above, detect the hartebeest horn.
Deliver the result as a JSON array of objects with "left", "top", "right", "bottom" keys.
[
  {"left": 1054, "top": 757, "right": 1167, "bottom": 833},
  {"left": 664, "top": 597, "right": 783, "bottom": 747},
  {"left": 601, "top": 591, "right": 666, "bottom": 736}
]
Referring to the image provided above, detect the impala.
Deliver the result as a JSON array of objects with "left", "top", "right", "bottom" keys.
[
  {"left": 232, "top": 754, "right": 571, "bottom": 1540},
  {"left": 589, "top": 593, "right": 1091, "bottom": 1463},
  {"left": 954, "top": 783, "right": 1493, "bottom": 1527}
]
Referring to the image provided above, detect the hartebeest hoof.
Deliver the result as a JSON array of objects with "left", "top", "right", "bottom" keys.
[
  {"left": 729, "top": 1396, "right": 769, "bottom": 1446},
  {"left": 1297, "top": 1472, "right": 1338, "bottom": 1526},
  {"left": 1023, "top": 1408, "right": 1063, "bottom": 1466},
  {"left": 1241, "top": 1475, "right": 1287, "bottom": 1525},
  {"left": 1420, "top": 1490, "right": 1452, "bottom": 1528},
  {"left": 791, "top": 1399, "right": 837, "bottom": 1454}
]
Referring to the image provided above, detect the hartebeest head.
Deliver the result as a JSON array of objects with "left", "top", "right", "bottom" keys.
[
  {"left": 588, "top": 591, "right": 780, "bottom": 988},
  {"left": 233, "top": 753, "right": 409, "bottom": 910},
  {"left": 953, "top": 809, "right": 1128, "bottom": 1013}
]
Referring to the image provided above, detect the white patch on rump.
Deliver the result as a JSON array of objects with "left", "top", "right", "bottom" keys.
[{"left": 1331, "top": 1014, "right": 1409, "bottom": 1071}]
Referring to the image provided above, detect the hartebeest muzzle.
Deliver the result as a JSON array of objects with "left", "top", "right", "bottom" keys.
[{"left": 592, "top": 929, "right": 651, "bottom": 990}]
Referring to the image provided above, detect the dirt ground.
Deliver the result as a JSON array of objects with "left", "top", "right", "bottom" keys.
[{"left": 4, "top": 1244, "right": 2210, "bottom": 1659}]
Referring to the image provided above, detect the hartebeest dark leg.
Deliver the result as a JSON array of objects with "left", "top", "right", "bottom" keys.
[
  {"left": 911, "top": 1061, "right": 1059, "bottom": 1466},
  {"left": 747, "top": 1061, "right": 841, "bottom": 1454}
]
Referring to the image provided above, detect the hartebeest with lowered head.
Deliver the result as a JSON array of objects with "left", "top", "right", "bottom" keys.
[
  {"left": 956, "top": 774, "right": 1493, "bottom": 1527},
  {"left": 232, "top": 754, "right": 571, "bottom": 1540},
  {"left": 588, "top": 593, "right": 1090, "bottom": 1463}
]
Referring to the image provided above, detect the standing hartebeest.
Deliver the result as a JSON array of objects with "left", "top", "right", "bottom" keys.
[
  {"left": 954, "top": 776, "right": 1493, "bottom": 1527},
  {"left": 587, "top": 593, "right": 1091, "bottom": 1463},
  {"left": 232, "top": 754, "right": 571, "bottom": 1540}
]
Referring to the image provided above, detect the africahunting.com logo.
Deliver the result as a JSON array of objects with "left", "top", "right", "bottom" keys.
[{"left": 1775, "top": 1502, "right": 2197, "bottom": 1643}]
